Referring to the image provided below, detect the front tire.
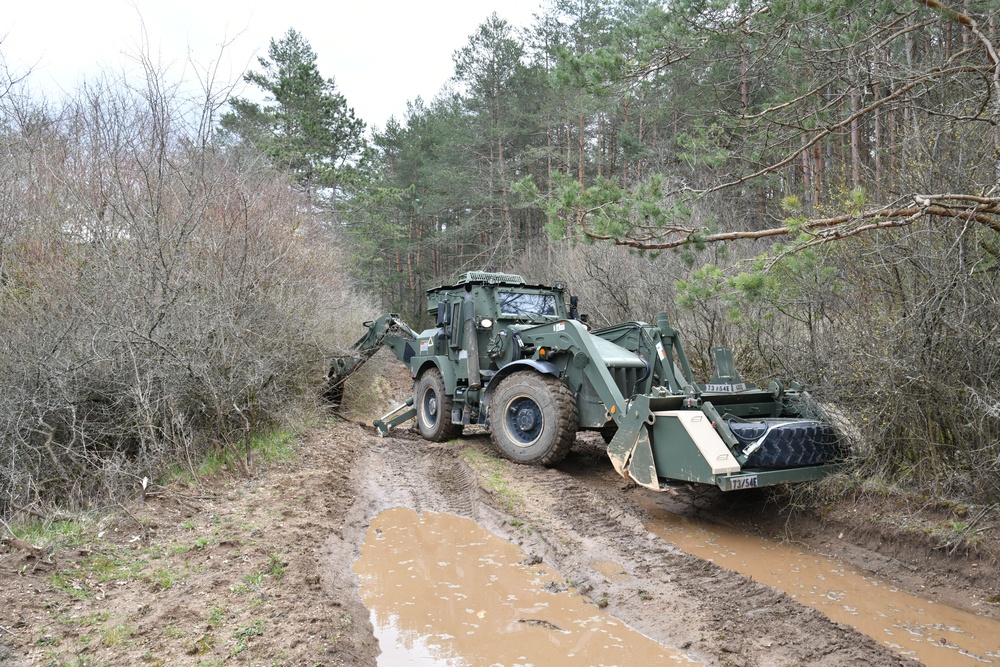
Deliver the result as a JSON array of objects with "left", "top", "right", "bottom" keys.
[
  {"left": 489, "top": 372, "right": 578, "bottom": 465},
  {"left": 415, "top": 368, "right": 463, "bottom": 442}
]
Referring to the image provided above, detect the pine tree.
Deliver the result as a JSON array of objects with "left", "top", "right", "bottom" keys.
[{"left": 221, "top": 29, "right": 366, "bottom": 212}]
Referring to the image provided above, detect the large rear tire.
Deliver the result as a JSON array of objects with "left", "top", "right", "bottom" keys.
[
  {"left": 489, "top": 372, "right": 578, "bottom": 465},
  {"left": 415, "top": 368, "right": 463, "bottom": 442}
]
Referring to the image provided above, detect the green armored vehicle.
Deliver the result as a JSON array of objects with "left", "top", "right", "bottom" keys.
[{"left": 329, "top": 271, "right": 844, "bottom": 492}]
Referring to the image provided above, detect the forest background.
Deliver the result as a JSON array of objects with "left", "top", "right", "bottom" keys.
[{"left": 1, "top": 0, "right": 999, "bottom": 522}]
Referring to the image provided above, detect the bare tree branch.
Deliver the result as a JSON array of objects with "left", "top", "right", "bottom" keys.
[{"left": 577, "top": 193, "right": 1000, "bottom": 250}]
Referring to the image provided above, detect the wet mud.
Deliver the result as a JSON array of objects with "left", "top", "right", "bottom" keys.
[
  {"left": 637, "top": 494, "right": 1000, "bottom": 666},
  {"left": 8, "top": 415, "right": 992, "bottom": 667},
  {"left": 355, "top": 507, "right": 696, "bottom": 666},
  {"left": 327, "top": 428, "right": 913, "bottom": 666}
]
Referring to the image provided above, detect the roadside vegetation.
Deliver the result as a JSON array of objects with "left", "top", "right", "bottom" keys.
[{"left": 0, "top": 48, "right": 375, "bottom": 522}]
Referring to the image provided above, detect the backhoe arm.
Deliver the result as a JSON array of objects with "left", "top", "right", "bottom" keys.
[{"left": 326, "top": 313, "right": 419, "bottom": 400}]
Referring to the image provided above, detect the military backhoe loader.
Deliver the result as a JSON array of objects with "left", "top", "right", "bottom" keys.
[{"left": 329, "top": 271, "right": 844, "bottom": 492}]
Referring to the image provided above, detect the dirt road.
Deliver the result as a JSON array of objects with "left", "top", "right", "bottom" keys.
[
  {"left": 335, "top": 426, "right": 910, "bottom": 667},
  {"left": 2, "top": 417, "right": 997, "bottom": 666}
]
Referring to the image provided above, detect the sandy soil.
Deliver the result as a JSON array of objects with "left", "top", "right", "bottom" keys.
[{"left": 1, "top": 391, "right": 998, "bottom": 666}]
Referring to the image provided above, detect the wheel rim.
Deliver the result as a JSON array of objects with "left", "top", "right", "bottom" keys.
[
  {"left": 421, "top": 387, "right": 439, "bottom": 427},
  {"left": 503, "top": 395, "right": 543, "bottom": 447}
]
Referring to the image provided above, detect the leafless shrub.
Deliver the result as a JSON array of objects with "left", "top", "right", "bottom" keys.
[
  {"left": 514, "top": 238, "right": 789, "bottom": 381},
  {"left": 520, "top": 226, "right": 1000, "bottom": 501},
  {"left": 514, "top": 241, "right": 682, "bottom": 328},
  {"left": 0, "top": 63, "right": 360, "bottom": 517}
]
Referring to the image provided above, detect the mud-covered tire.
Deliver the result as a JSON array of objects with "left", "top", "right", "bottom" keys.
[
  {"left": 489, "top": 372, "right": 578, "bottom": 465},
  {"left": 415, "top": 369, "right": 463, "bottom": 442}
]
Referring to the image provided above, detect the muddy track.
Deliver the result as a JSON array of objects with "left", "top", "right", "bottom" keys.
[{"left": 328, "top": 424, "right": 909, "bottom": 667}]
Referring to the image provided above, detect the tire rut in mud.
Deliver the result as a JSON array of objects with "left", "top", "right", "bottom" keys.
[
  {"left": 331, "top": 424, "right": 909, "bottom": 667},
  {"left": 487, "top": 442, "right": 909, "bottom": 667},
  {"left": 358, "top": 437, "right": 482, "bottom": 517}
]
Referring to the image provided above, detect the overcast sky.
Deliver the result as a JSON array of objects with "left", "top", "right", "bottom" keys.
[{"left": 1, "top": 0, "right": 544, "bottom": 131}]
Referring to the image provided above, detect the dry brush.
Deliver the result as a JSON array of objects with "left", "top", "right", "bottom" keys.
[{"left": 0, "top": 69, "right": 363, "bottom": 518}]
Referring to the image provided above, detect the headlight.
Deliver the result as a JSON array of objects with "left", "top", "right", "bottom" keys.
[{"left": 480, "top": 318, "right": 493, "bottom": 329}]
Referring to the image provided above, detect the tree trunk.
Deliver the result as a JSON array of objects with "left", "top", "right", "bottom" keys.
[
  {"left": 741, "top": 40, "right": 750, "bottom": 113},
  {"left": 801, "top": 134, "right": 812, "bottom": 210},
  {"left": 851, "top": 85, "right": 861, "bottom": 188}
]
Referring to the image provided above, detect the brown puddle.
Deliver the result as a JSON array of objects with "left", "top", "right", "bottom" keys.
[
  {"left": 354, "top": 507, "right": 699, "bottom": 666},
  {"left": 638, "top": 497, "right": 1000, "bottom": 667}
]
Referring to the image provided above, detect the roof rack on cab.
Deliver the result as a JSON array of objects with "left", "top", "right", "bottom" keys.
[{"left": 454, "top": 271, "right": 525, "bottom": 286}]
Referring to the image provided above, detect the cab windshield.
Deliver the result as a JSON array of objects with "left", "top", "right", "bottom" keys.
[{"left": 497, "top": 291, "right": 557, "bottom": 318}]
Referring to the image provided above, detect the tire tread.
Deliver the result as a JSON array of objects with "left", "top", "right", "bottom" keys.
[
  {"left": 416, "top": 368, "right": 463, "bottom": 442},
  {"left": 489, "top": 372, "right": 578, "bottom": 465}
]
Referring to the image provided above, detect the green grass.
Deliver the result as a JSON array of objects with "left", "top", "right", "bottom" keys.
[
  {"left": 169, "top": 543, "right": 191, "bottom": 556},
  {"left": 164, "top": 427, "right": 300, "bottom": 483},
  {"left": 42, "top": 655, "right": 106, "bottom": 667},
  {"left": 230, "top": 569, "right": 266, "bottom": 595},
  {"left": 201, "top": 429, "right": 298, "bottom": 474},
  {"left": 460, "top": 447, "right": 525, "bottom": 512},
  {"left": 250, "top": 429, "right": 297, "bottom": 463},
  {"left": 81, "top": 549, "right": 147, "bottom": 583},
  {"left": 145, "top": 567, "right": 183, "bottom": 591},
  {"left": 99, "top": 623, "right": 135, "bottom": 647},
  {"left": 14, "top": 518, "right": 87, "bottom": 549},
  {"left": 46, "top": 546, "right": 148, "bottom": 599},
  {"left": 265, "top": 553, "right": 287, "bottom": 580},
  {"left": 243, "top": 571, "right": 265, "bottom": 588},
  {"left": 59, "top": 612, "right": 110, "bottom": 627},
  {"left": 230, "top": 619, "right": 265, "bottom": 656},
  {"left": 206, "top": 607, "right": 227, "bottom": 627},
  {"left": 196, "top": 449, "right": 231, "bottom": 477},
  {"left": 145, "top": 544, "right": 166, "bottom": 560},
  {"left": 48, "top": 572, "right": 91, "bottom": 600},
  {"left": 924, "top": 518, "right": 985, "bottom": 552}
]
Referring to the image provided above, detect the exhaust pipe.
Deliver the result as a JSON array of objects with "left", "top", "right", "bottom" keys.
[{"left": 464, "top": 286, "right": 481, "bottom": 389}]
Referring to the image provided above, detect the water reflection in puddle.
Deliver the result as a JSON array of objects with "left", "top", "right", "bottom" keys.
[
  {"left": 354, "top": 507, "right": 699, "bottom": 667},
  {"left": 639, "top": 498, "right": 1000, "bottom": 667}
]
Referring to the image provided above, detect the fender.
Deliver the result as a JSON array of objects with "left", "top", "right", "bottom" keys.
[
  {"left": 483, "top": 359, "right": 563, "bottom": 399},
  {"left": 413, "top": 356, "right": 459, "bottom": 394}
]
